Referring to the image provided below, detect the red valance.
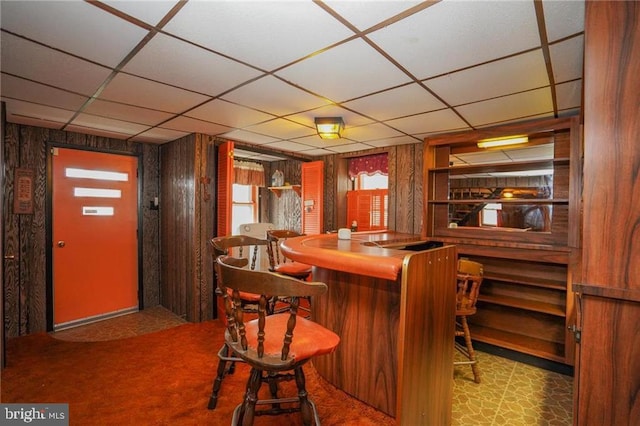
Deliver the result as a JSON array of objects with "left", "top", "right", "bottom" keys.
[
  {"left": 234, "top": 160, "right": 265, "bottom": 187},
  {"left": 348, "top": 153, "right": 388, "bottom": 179}
]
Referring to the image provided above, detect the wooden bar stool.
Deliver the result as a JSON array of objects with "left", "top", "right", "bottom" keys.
[
  {"left": 208, "top": 235, "right": 270, "bottom": 410},
  {"left": 454, "top": 258, "right": 484, "bottom": 383},
  {"left": 216, "top": 255, "right": 340, "bottom": 425},
  {"left": 266, "top": 230, "right": 313, "bottom": 316}
]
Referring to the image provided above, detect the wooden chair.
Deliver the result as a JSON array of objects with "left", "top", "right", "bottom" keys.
[
  {"left": 454, "top": 258, "right": 484, "bottom": 383},
  {"left": 208, "top": 235, "right": 271, "bottom": 410},
  {"left": 266, "top": 230, "right": 313, "bottom": 316},
  {"left": 216, "top": 255, "right": 340, "bottom": 425},
  {"left": 266, "top": 230, "right": 312, "bottom": 280}
]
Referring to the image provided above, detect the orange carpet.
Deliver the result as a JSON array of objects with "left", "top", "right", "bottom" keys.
[{"left": 1, "top": 320, "right": 394, "bottom": 425}]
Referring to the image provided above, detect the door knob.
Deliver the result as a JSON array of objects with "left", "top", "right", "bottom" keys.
[{"left": 57, "top": 241, "right": 66, "bottom": 248}]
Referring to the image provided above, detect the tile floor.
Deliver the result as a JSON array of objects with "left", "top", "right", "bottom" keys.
[{"left": 51, "top": 306, "right": 574, "bottom": 425}]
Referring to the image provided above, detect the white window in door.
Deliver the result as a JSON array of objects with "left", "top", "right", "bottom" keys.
[{"left": 232, "top": 184, "right": 258, "bottom": 233}]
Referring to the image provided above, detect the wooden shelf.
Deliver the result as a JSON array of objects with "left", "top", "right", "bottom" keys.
[
  {"left": 483, "top": 271, "right": 567, "bottom": 290},
  {"left": 428, "top": 157, "right": 570, "bottom": 174},
  {"left": 468, "top": 324, "right": 566, "bottom": 363},
  {"left": 478, "top": 294, "right": 566, "bottom": 317},
  {"left": 268, "top": 185, "right": 301, "bottom": 197}
]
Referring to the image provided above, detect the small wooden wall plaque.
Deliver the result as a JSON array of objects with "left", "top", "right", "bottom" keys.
[{"left": 14, "top": 168, "right": 34, "bottom": 214}]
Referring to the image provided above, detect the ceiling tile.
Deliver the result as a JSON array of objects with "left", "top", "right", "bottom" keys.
[
  {"left": 70, "top": 113, "right": 151, "bottom": 136},
  {"left": 97, "top": 73, "right": 209, "bottom": 113},
  {"left": 122, "top": 33, "right": 262, "bottom": 96},
  {"left": 324, "top": 142, "right": 374, "bottom": 154},
  {"left": 219, "top": 130, "right": 279, "bottom": 145},
  {"left": 3, "top": 99, "right": 71, "bottom": 128},
  {"left": 83, "top": 99, "right": 175, "bottom": 126},
  {"left": 387, "top": 109, "right": 469, "bottom": 135},
  {"left": 64, "top": 124, "right": 136, "bottom": 140},
  {"left": 261, "top": 140, "right": 319, "bottom": 154},
  {"left": 368, "top": 0, "right": 540, "bottom": 80},
  {"left": 342, "top": 83, "right": 445, "bottom": 121},
  {"left": 550, "top": 36, "right": 584, "bottom": 83},
  {"left": 245, "top": 119, "right": 316, "bottom": 140},
  {"left": 1, "top": 74, "right": 89, "bottom": 111},
  {"left": 1, "top": 34, "right": 112, "bottom": 96},
  {"left": 162, "top": 1, "right": 353, "bottom": 71},
  {"left": 131, "top": 127, "right": 190, "bottom": 144},
  {"left": 161, "top": 116, "right": 232, "bottom": 135},
  {"left": 342, "top": 123, "right": 404, "bottom": 142},
  {"left": 221, "top": 76, "right": 331, "bottom": 117},
  {"left": 323, "top": 0, "right": 424, "bottom": 31},
  {"left": 1, "top": 1, "right": 149, "bottom": 67},
  {"left": 427, "top": 50, "right": 549, "bottom": 106},
  {"left": 457, "top": 88, "right": 553, "bottom": 127},
  {"left": 366, "top": 135, "right": 422, "bottom": 148},
  {"left": 556, "top": 80, "right": 582, "bottom": 111},
  {"left": 102, "top": 0, "right": 181, "bottom": 27},
  {"left": 186, "top": 99, "right": 275, "bottom": 128},
  {"left": 543, "top": 0, "right": 585, "bottom": 43},
  {"left": 504, "top": 144, "right": 554, "bottom": 161},
  {"left": 292, "top": 134, "right": 352, "bottom": 149},
  {"left": 276, "top": 38, "right": 411, "bottom": 102}
]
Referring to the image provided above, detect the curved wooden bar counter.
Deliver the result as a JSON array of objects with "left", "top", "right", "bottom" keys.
[{"left": 281, "top": 232, "right": 457, "bottom": 425}]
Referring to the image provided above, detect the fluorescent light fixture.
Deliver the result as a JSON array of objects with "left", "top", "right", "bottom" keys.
[
  {"left": 315, "top": 117, "right": 344, "bottom": 139},
  {"left": 477, "top": 135, "right": 529, "bottom": 148}
]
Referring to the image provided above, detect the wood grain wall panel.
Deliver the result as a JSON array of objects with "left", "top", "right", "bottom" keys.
[
  {"left": 386, "top": 147, "right": 397, "bottom": 231},
  {"left": 322, "top": 156, "right": 337, "bottom": 231},
  {"left": 198, "top": 135, "right": 215, "bottom": 321},
  {"left": 413, "top": 143, "right": 424, "bottom": 236},
  {"left": 3, "top": 124, "right": 20, "bottom": 338},
  {"left": 2, "top": 123, "right": 160, "bottom": 337},
  {"left": 141, "top": 143, "right": 160, "bottom": 308},
  {"left": 394, "top": 144, "right": 414, "bottom": 234}
]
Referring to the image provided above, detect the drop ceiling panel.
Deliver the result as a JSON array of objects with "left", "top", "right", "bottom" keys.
[
  {"left": 323, "top": 0, "right": 424, "bottom": 31},
  {"left": 504, "top": 144, "right": 554, "bottom": 161},
  {"left": 97, "top": 73, "right": 209, "bottom": 113},
  {"left": 70, "top": 114, "right": 151, "bottom": 136},
  {"left": 245, "top": 119, "right": 316, "bottom": 140},
  {"left": 262, "top": 140, "right": 319, "bottom": 154},
  {"left": 132, "top": 127, "right": 190, "bottom": 144},
  {"left": 342, "top": 123, "right": 405, "bottom": 142},
  {"left": 83, "top": 100, "right": 175, "bottom": 126},
  {"left": 324, "top": 142, "right": 374, "bottom": 154},
  {"left": 287, "top": 105, "right": 374, "bottom": 129},
  {"left": 0, "top": 75, "right": 89, "bottom": 111},
  {"left": 550, "top": 36, "right": 584, "bottom": 83},
  {"left": 122, "top": 33, "right": 262, "bottom": 96},
  {"left": 543, "top": 0, "right": 585, "bottom": 43},
  {"left": 221, "top": 76, "right": 331, "bottom": 117},
  {"left": 458, "top": 88, "right": 553, "bottom": 127},
  {"left": 387, "top": 109, "right": 470, "bottom": 135},
  {"left": 0, "top": 1, "right": 149, "bottom": 67},
  {"left": 366, "top": 135, "right": 422, "bottom": 148},
  {"left": 3, "top": 99, "right": 74, "bottom": 126},
  {"left": 556, "top": 81, "right": 582, "bottom": 111},
  {"left": 186, "top": 99, "right": 275, "bottom": 128},
  {"left": 368, "top": 0, "right": 540, "bottom": 80},
  {"left": 219, "top": 130, "right": 279, "bottom": 145},
  {"left": 162, "top": 1, "right": 353, "bottom": 71},
  {"left": 102, "top": 0, "right": 181, "bottom": 27},
  {"left": 161, "top": 116, "right": 232, "bottom": 135},
  {"left": 342, "top": 83, "right": 445, "bottom": 121},
  {"left": 427, "top": 50, "right": 549, "bottom": 107},
  {"left": 1, "top": 34, "right": 112, "bottom": 96},
  {"left": 276, "top": 38, "right": 412, "bottom": 102}
]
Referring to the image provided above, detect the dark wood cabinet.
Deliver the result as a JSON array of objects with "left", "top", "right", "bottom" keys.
[{"left": 424, "top": 116, "right": 581, "bottom": 365}]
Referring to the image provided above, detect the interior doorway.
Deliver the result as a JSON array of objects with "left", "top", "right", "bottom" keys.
[{"left": 50, "top": 147, "right": 140, "bottom": 330}]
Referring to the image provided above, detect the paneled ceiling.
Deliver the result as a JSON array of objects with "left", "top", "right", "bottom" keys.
[{"left": 0, "top": 0, "right": 584, "bottom": 161}]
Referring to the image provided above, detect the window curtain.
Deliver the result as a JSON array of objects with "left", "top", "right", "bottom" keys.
[
  {"left": 348, "top": 153, "right": 388, "bottom": 178},
  {"left": 234, "top": 160, "right": 265, "bottom": 187}
]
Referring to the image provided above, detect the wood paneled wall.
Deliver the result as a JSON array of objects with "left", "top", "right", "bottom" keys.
[
  {"left": 320, "top": 143, "right": 424, "bottom": 234},
  {"left": 2, "top": 123, "right": 161, "bottom": 338},
  {"left": 159, "top": 134, "right": 215, "bottom": 322}
]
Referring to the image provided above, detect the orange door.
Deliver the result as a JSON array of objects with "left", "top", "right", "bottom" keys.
[
  {"left": 52, "top": 148, "right": 139, "bottom": 328},
  {"left": 301, "top": 161, "right": 324, "bottom": 235}
]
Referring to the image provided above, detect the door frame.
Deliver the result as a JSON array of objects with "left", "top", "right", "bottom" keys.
[{"left": 45, "top": 143, "right": 144, "bottom": 331}]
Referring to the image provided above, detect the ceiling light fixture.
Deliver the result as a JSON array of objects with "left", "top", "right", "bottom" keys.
[
  {"left": 315, "top": 117, "right": 344, "bottom": 140},
  {"left": 477, "top": 135, "right": 529, "bottom": 149}
]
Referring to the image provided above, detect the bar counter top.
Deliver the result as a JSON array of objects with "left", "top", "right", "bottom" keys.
[{"left": 280, "top": 231, "right": 429, "bottom": 281}]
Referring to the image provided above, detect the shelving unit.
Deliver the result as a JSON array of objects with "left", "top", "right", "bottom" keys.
[
  {"left": 424, "top": 116, "right": 581, "bottom": 365},
  {"left": 268, "top": 184, "right": 301, "bottom": 197}
]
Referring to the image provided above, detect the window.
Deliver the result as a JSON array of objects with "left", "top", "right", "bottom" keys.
[
  {"left": 358, "top": 172, "right": 388, "bottom": 190},
  {"left": 232, "top": 184, "right": 258, "bottom": 233}
]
